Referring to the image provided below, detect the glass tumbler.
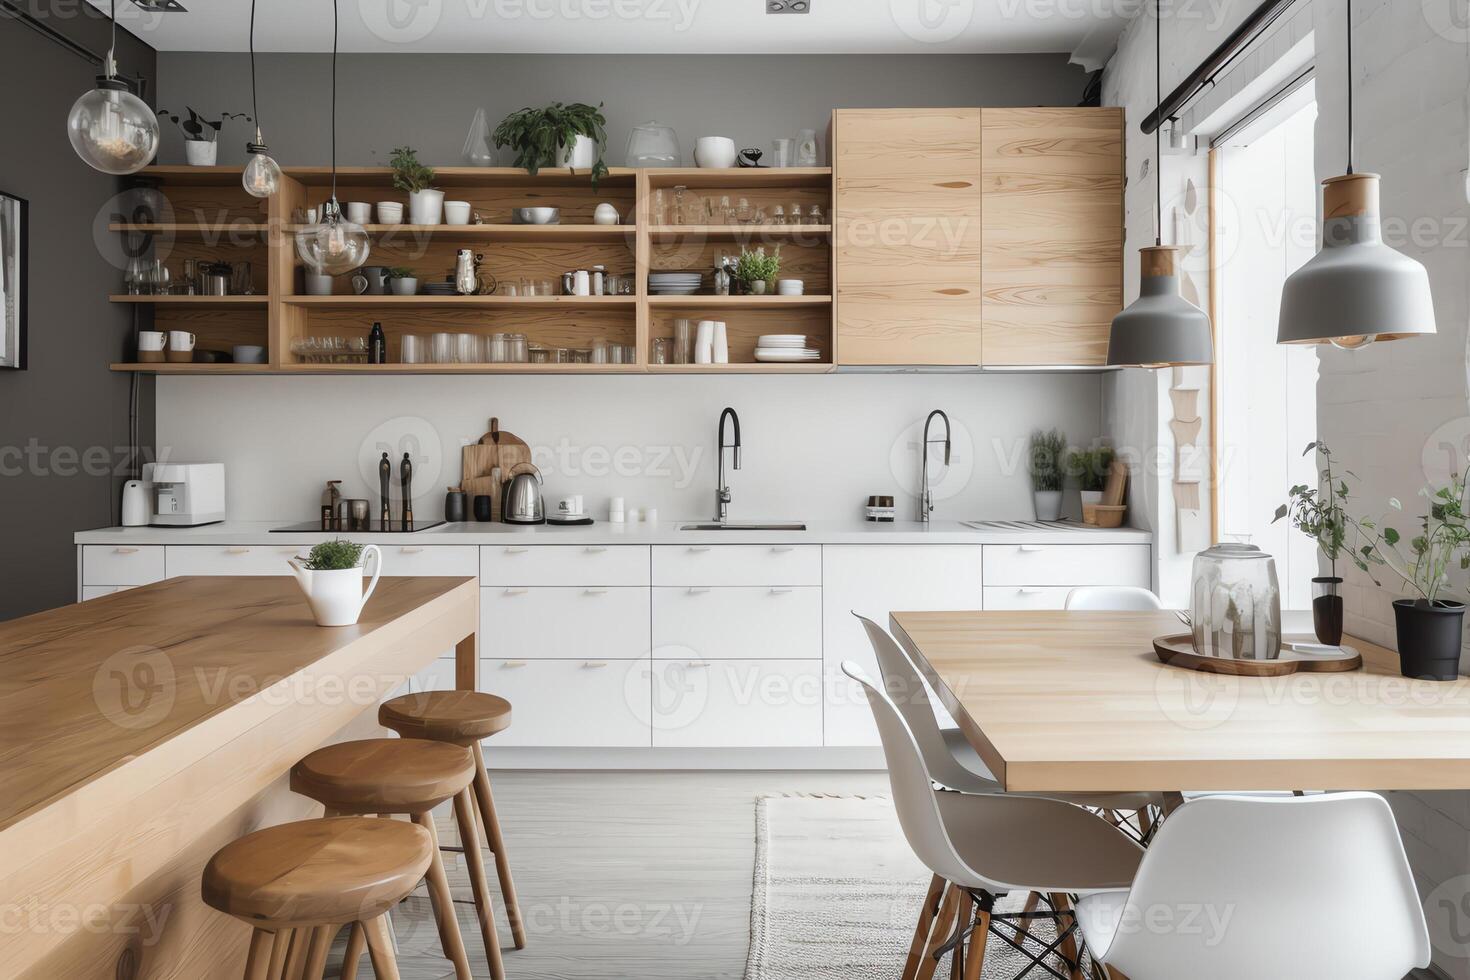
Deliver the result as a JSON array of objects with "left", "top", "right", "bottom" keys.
[
  {"left": 673, "top": 318, "right": 694, "bottom": 364},
  {"left": 591, "top": 338, "right": 609, "bottom": 364},
  {"left": 508, "top": 333, "right": 528, "bottom": 362},
  {"left": 488, "top": 333, "right": 509, "bottom": 363},
  {"left": 1190, "top": 543, "right": 1282, "bottom": 661},
  {"left": 431, "top": 332, "right": 453, "bottom": 364},
  {"left": 400, "top": 334, "right": 425, "bottom": 364},
  {"left": 651, "top": 337, "right": 671, "bottom": 364}
]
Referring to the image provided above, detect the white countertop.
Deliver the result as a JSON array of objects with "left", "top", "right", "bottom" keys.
[{"left": 75, "top": 518, "right": 1152, "bottom": 547}]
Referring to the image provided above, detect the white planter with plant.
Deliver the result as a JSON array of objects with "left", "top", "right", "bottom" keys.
[
  {"left": 734, "top": 246, "right": 781, "bottom": 296},
  {"left": 159, "top": 106, "right": 250, "bottom": 167},
  {"left": 1029, "top": 428, "right": 1066, "bottom": 522},
  {"left": 1069, "top": 446, "right": 1114, "bottom": 522},
  {"left": 493, "top": 102, "right": 610, "bottom": 187},
  {"left": 388, "top": 267, "right": 418, "bottom": 296},
  {"left": 392, "top": 145, "right": 442, "bottom": 225},
  {"left": 288, "top": 540, "right": 382, "bottom": 627}
]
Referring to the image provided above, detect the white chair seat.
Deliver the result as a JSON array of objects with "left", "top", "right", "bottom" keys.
[
  {"left": 1072, "top": 888, "right": 1128, "bottom": 961},
  {"left": 940, "top": 728, "right": 1161, "bottom": 812}
]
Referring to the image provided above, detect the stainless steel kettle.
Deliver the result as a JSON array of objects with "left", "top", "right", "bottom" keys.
[{"left": 500, "top": 463, "right": 545, "bottom": 524}]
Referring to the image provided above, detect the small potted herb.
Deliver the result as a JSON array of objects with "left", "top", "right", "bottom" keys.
[
  {"left": 390, "top": 146, "right": 442, "bottom": 225},
  {"left": 1029, "top": 429, "right": 1066, "bottom": 521},
  {"left": 1274, "top": 442, "right": 1355, "bottom": 645},
  {"left": 1069, "top": 446, "right": 1115, "bottom": 520},
  {"left": 158, "top": 106, "right": 251, "bottom": 166},
  {"left": 492, "top": 102, "right": 610, "bottom": 187},
  {"left": 1354, "top": 473, "right": 1470, "bottom": 680},
  {"left": 288, "top": 539, "right": 382, "bottom": 627},
  {"left": 733, "top": 246, "right": 781, "bottom": 295},
  {"left": 388, "top": 266, "right": 418, "bottom": 296}
]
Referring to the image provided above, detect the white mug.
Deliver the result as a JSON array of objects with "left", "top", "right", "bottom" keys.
[
  {"left": 376, "top": 202, "right": 404, "bottom": 224},
  {"left": 557, "top": 497, "right": 580, "bottom": 516},
  {"left": 346, "top": 201, "right": 372, "bottom": 224},
  {"left": 137, "top": 330, "right": 165, "bottom": 351},
  {"left": 168, "top": 330, "right": 196, "bottom": 352},
  {"left": 443, "top": 200, "right": 472, "bottom": 225}
]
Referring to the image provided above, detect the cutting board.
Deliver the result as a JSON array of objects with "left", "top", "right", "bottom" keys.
[
  {"left": 1154, "top": 633, "right": 1362, "bottom": 676},
  {"left": 461, "top": 417, "right": 531, "bottom": 522}
]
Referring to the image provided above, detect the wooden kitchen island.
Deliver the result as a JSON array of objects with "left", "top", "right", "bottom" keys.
[{"left": 0, "top": 575, "right": 478, "bottom": 980}]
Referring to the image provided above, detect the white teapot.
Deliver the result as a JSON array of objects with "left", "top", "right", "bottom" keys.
[{"left": 288, "top": 544, "right": 382, "bottom": 627}]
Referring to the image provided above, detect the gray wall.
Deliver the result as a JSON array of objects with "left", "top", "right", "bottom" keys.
[
  {"left": 155, "top": 52, "right": 1088, "bottom": 166},
  {"left": 1, "top": 7, "right": 156, "bottom": 621}
]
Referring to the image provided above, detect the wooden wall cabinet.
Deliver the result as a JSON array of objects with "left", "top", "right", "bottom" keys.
[{"left": 834, "top": 107, "right": 1123, "bottom": 367}]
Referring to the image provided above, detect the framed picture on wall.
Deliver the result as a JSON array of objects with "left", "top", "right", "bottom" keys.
[{"left": 0, "top": 190, "right": 26, "bottom": 370}]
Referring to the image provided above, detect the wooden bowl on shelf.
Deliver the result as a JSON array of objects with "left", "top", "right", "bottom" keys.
[{"left": 1091, "top": 504, "right": 1127, "bottom": 528}]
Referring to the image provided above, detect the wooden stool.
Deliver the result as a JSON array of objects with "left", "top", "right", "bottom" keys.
[
  {"left": 202, "top": 816, "right": 431, "bottom": 980},
  {"left": 378, "top": 691, "right": 524, "bottom": 950},
  {"left": 290, "top": 737, "right": 500, "bottom": 980}
]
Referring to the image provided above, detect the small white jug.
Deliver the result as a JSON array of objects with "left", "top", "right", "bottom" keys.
[{"left": 288, "top": 544, "right": 382, "bottom": 627}]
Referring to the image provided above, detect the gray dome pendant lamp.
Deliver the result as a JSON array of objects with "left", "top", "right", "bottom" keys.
[
  {"left": 1277, "top": 0, "right": 1435, "bottom": 348},
  {"left": 1107, "top": 0, "right": 1214, "bottom": 368}
]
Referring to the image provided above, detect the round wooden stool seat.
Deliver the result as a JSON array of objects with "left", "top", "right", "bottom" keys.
[
  {"left": 379, "top": 690, "right": 512, "bottom": 744},
  {"left": 202, "top": 817, "right": 432, "bottom": 928},
  {"left": 291, "top": 738, "right": 475, "bottom": 813}
]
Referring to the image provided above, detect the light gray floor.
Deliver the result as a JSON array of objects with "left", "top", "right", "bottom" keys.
[{"left": 372, "top": 769, "right": 889, "bottom": 980}]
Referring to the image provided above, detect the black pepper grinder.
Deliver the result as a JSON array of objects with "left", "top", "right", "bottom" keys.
[
  {"left": 400, "top": 452, "right": 414, "bottom": 531},
  {"left": 378, "top": 451, "right": 391, "bottom": 531},
  {"left": 369, "top": 321, "right": 386, "bottom": 364}
]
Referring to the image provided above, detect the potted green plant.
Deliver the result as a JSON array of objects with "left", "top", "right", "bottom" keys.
[
  {"left": 1069, "top": 446, "right": 1115, "bottom": 515},
  {"left": 288, "top": 540, "right": 382, "bottom": 627},
  {"left": 390, "top": 146, "right": 442, "bottom": 225},
  {"left": 733, "top": 246, "right": 781, "bottom": 295},
  {"left": 1354, "top": 472, "right": 1470, "bottom": 680},
  {"left": 157, "top": 106, "right": 251, "bottom": 166},
  {"left": 1029, "top": 429, "right": 1066, "bottom": 521},
  {"left": 1273, "top": 442, "right": 1354, "bottom": 645},
  {"left": 388, "top": 266, "right": 418, "bottom": 296},
  {"left": 492, "top": 102, "right": 609, "bottom": 187}
]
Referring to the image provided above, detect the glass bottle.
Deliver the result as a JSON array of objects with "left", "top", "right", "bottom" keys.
[{"left": 672, "top": 185, "right": 688, "bottom": 225}]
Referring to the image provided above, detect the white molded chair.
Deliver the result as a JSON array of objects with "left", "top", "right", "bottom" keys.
[
  {"left": 1076, "top": 793, "right": 1429, "bottom": 980},
  {"left": 844, "top": 660, "right": 1144, "bottom": 980},
  {"left": 1064, "top": 586, "right": 1164, "bottom": 611},
  {"left": 855, "top": 614, "right": 1160, "bottom": 814}
]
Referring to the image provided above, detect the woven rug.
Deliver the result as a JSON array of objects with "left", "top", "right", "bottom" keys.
[{"left": 743, "top": 794, "right": 1090, "bottom": 980}]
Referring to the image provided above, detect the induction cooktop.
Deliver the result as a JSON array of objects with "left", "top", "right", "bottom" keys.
[{"left": 270, "top": 520, "right": 446, "bottom": 533}]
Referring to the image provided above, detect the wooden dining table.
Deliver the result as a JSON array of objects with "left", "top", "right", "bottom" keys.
[{"left": 890, "top": 609, "right": 1470, "bottom": 802}]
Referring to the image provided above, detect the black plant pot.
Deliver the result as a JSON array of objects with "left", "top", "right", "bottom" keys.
[
  {"left": 1393, "top": 599, "right": 1466, "bottom": 681},
  {"left": 1312, "top": 576, "right": 1345, "bottom": 646}
]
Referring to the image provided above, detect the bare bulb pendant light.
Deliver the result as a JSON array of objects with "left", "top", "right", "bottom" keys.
[
  {"left": 1106, "top": 0, "right": 1213, "bottom": 368},
  {"left": 66, "top": 0, "right": 159, "bottom": 175},
  {"left": 295, "top": 0, "right": 369, "bottom": 275},
  {"left": 241, "top": 0, "right": 281, "bottom": 198},
  {"left": 1277, "top": 0, "right": 1435, "bottom": 347}
]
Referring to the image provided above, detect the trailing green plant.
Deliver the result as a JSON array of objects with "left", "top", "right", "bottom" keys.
[
  {"left": 733, "top": 246, "right": 781, "bottom": 284},
  {"left": 1273, "top": 442, "right": 1354, "bottom": 579},
  {"left": 157, "top": 107, "right": 251, "bottom": 143},
  {"left": 1029, "top": 429, "right": 1067, "bottom": 493},
  {"left": 389, "top": 146, "right": 436, "bottom": 194},
  {"left": 387, "top": 266, "right": 415, "bottom": 279},
  {"left": 303, "top": 539, "right": 365, "bottom": 571},
  {"left": 1068, "top": 447, "right": 1115, "bottom": 493},
  {"left": 1354, "top": 472, "right": 1470, "bottom": 605},
  {"left": 492, "top": 102, "right": 609, "bottom": 187}
]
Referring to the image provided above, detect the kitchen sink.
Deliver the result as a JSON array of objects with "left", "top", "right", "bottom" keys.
[{"left": 680, "top": 522, "right": 807, "bottom": 531}]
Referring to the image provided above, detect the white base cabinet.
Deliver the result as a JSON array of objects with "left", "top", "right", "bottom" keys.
[
  {"left": 651, "top": 659, "right": 824, "bottom": 747},
  {"left": 652, "top": 586, "right": 821, "bottom": 661}
]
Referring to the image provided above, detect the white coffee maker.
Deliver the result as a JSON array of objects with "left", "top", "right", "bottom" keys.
[{"left": 141, "top": 462, "right": 226, "bottom": 527}]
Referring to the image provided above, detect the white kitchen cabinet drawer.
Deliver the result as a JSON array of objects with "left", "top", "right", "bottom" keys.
[
  {"left": 480, "top": 587, "right": 650, "bottom": 661},
  {"left": 652, "top": 545, "right": 821, "bottom": 586},
  {"left": 165, "top": 544, "right": 306, "bottom": 577},
  {"left": 982, "top": 544, "right": 1150, "bottom": 587},
  {"left": 652, "top": 587, "right": 821, "bottom": 660},
  {"left": 479, "top": 545, "right": 649, "bottom": 586},
  {"left": 377, "top": 545, "right": 478, "bottom": 577},
  {"left": 981, "top": 586, "right": 1075, "bottom": 610},
  {"left": 82, "top": 545, "right": 165, "bottom": 585},
  {"left": 651, "top": 659, "right": 823, "bottom": 747},
  {"left": 487, "top": 659, "right": 651, "bottom": 747},
  {"left": 80, "top": 585, "right": 135, "bottom": 601}
]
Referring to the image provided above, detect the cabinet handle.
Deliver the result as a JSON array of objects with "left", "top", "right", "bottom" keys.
[
  {"left": 582, "top": 661, "right": 608, "bottom": 669},
  {"left": 114, "top": 547, "right": 139, "bottom": 555},
  {"left": 685, "top": 661, "right": 710, "bottom": 668},
  {"left": 1017, "top": 588, "right": 1043, "bottom": 595},
  {"left": 687, "top": 587, "right": 710, "bottom": 595},
  {"left": 585, "top": 546, "right": 607, "bottom": 554},
  {"left": 501, "top": 660, "right": 528, "bottom": 669},
  {"left": 505, "top": 547, "right": 529, "bottom": 554},
  {"left": 769, "top": 588, "right": 793, "bottom": 595},
  {"left": 226, "top": 547, "right": 251, "bottom": 555},
  {"left": 687, "top": 546, "right": 711, "bottom": 553},
  {"left": 1018, "top": 545, "right": 1045, "bottom": 553},
  {"left": 770, "top": 546, "right": 795, "bottom": 554},
  {"left": 584, "top": 588, "right": 609, "bottom": 595},
  {"left": 399, "top": 546, "right": 423, "bottom": 554},
  {"left": 278, "top": 548, "right": 300, "bottom": 555},
  {"left": 503, "top": 587, "right": 529, "bottom": 596}
]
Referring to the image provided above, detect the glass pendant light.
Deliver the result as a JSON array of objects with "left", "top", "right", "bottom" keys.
[
  {"left": 66, "top": 0, "right": 159, "bottom": 175},
  {"left": 241, "top": 0, "right": 281, "bottom": 198},
  {"left": 295, "top": 0, "right": 368, "bottom": 274},
  {"left": 1277, "top": 0, "right": 1435, "bottom": 348},
  {"left": 1107, "top": 1, "right": 1213, "bottom": 368}
]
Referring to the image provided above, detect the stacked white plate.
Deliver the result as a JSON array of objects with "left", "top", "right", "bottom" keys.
[
  {"left": 649, "top": 272, "right": 703, "bottom": 295},
  {"left": 755, "top": 334, "right": 821, "bottom": 362}
]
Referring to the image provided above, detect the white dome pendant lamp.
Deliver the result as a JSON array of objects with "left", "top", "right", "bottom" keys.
[
  {"left": 66, "top": 0, "right": 159, "bottom": 175},
  {"left": 294, "top": 0, "right": 369, "bottom": 275},
  {"left": 1277, "top": 0, "right": 1435, "bottom": 348},
  {"left": 1107, "top": 0, "right": 1213, "bottom": 368},
  {"left": 241, "top": 0, "right": 282, "bottom": 199}
]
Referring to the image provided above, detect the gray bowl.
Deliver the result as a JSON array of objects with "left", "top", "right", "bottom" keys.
[
  {"left": 511, "top": 207, "right": 560, "bottom": 225},
  {"left": 232, "top": 344, "right": 267, "bottom": 364}
]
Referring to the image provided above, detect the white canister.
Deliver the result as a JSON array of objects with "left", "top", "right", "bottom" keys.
[
  {"left": 694, "top": 137, "right": 737, "bottom": 169},
  {"left": 609, "top": 496, "right": 625, "bottom": 523},
  {"left": 443, "top": 200, "right": 472, "bottom": 225},
  {"left": 376, "top": 201, "right": 404, "bottom": 224},
  {"left": 345, "top": 202, "right": 372, "bottom": 225},
  {"left": 557, "top": 134, "right": 598, "bottom": 170},
  {"left": 573, "top": 270, "right": 591, "bottom": 296},
  {"left": 695, "top": 320, "right": 715, "bottom": 364},
  {"left": 408, "top": 188, "right": 445, "bottom": 225},
  {"left": 184, "top": 139, "right": 217, "bottom": 166},
  {"left": 712, "top": 321, "right": 729, "bottom": 364}
]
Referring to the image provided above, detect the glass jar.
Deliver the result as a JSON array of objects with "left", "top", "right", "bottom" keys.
[
  {"left": 651, "top": 337, "right": 671, "bottom": 364},
  {"left": 626, "top": 121, "right": 680, "bottom": 167},
  {"left": 1190, "top": 543, "right": 1282, "bottom": 660}
]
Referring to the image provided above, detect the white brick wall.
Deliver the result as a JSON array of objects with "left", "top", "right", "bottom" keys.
[{"left": 1106, "top": 2, "right": 1470, "bottom": 975}]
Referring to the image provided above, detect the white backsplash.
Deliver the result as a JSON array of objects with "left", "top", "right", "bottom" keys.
[{"left": 155, "top": 373, "right": 1106, "bottom": 524}]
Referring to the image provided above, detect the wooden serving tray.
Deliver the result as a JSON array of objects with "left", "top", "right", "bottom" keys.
[{"left": 1153, "top": 632, "right": 1362, "bottom": 676}]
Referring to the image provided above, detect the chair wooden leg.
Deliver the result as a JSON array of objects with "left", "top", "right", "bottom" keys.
[
  {"left": 1049, "top": 893, "right": 1084, "bottom": 980},
  {"left": 339, "top": 923, "right": 366, "bottom": 980},
  {"left": 412, "top": 810, "right": 474, "bottom": 980},
  {"left": 300, "top": 925, "right": 333, "bottom": 980},
  {"left": 903, "top": 875, "right": 947, "bottom": 980},
  {"left": 470, "top": 740, "right": 526, "bottom": 949},
  {"left": 363, "top": 915, "right": 402, "bottom": 980},
  {"left": 453, "top": 787, "right": 507, "bottom": 980},
  {"left": 281, "top": 927, "right": 310, "bottom": 980},
  {"left": 1137, "top": 806, "right": 1155, "bottom": 841},
  {"left": 951, "top": 891, "right": 972, "bottom": 980},
  {"left": 962, "top": 903, "right": 990, "bottom": 980},
  {"left": 242, "top": 928, "right": 274, "bottom": 980},
  {"left": 916, "top": 884, "right": 962, "bottom": 980}
]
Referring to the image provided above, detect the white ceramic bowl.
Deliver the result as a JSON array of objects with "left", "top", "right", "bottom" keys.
[
  {"left": 443, "top": 200, "right": 472, "bottom": 225},
  {"left": 376, "top": 202, "right": 404, "bottom": 224},
  {"left": 776, "top": 278, "right": 805, "bottom": 295},
  {"left": 512, "top": 207, "right": 560, "bottom": 225},
  {"left": 694, "top": 136, "right": 737, "bottom": 169}
]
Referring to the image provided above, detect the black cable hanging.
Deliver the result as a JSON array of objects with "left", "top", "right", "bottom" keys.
[
  {"left": 1154, "top": 0, "right": 1163, "bottom": 248},
  {"left": 249, "top": 0, "right": 260, "bottom": 137},
  {"left": 329, "top": 0, "right": 339, "bottom": 209},
  {"left": 1345, "top": 0, "right": 1354, "bottom": 174}
]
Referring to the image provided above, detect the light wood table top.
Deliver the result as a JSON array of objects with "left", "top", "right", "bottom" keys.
[
  {"left": 890, "top": 609, "right": 1470, "bottom": 794},
  {"left": 0, "top": 575, "right": 476, "bottom": 833}
]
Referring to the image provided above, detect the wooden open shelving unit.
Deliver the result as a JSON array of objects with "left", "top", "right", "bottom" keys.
[{"left": 109, "top": 164, "right": 833, "bottom": 374}]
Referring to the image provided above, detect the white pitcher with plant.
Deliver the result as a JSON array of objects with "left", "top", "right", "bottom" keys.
[{"left": 289, "top": 540, "right": 382, "bottom": 627}]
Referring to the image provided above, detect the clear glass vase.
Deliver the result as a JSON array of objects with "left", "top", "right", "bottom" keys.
[
  {"left": 1190, "top": 543, "right": 1282, "bottom": 660},
  {"left": 462, "top": 107, "right": 496, "bottom": 166}
]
